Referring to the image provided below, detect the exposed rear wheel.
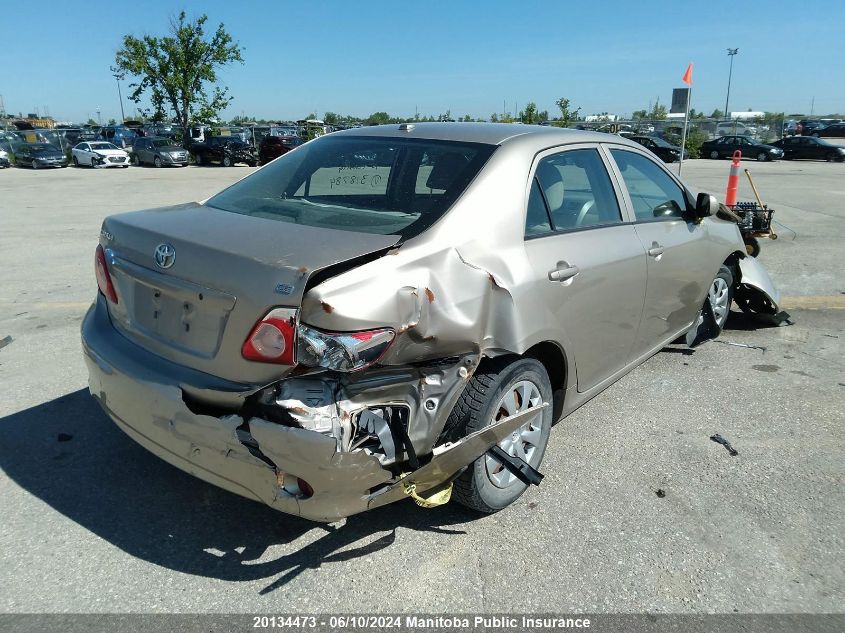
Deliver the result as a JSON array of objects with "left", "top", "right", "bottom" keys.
[
  {"left": 72, "top": 156, "right": 79, "bottom": 167},
  {"left": 222, "top": 155, "right": 233, "bottom": 167},
  {"left": 31, "top": 160, "right": 38, "bottom": 169},
  {"left": 195, "top": 153, "right": 202, "bottom": 166},
  {"left": 154, "top": 156, "right": 162, "bottom": 168},
  {"left": 756, "top": 152, "right": 768, "bottom": 162},
  {"left": 710, "top": 150, "right": 720, "bottom": 159},
  {"left": 447, "top": 357, "right": 553, "bottom": 513}
]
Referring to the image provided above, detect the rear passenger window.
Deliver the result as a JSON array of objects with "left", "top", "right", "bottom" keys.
[
  {"left": 610, "top": 149, "right": 688, "bottom": 221},
  {"left": 532, "top": 148, "right": 622, "bottom": 231},
  {"left": 525, "top": 178, "right": 552, "bottom": 236}
]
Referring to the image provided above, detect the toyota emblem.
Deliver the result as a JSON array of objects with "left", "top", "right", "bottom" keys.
[{"left": 154, "top": 243, "right": 176, "bottom": 269}]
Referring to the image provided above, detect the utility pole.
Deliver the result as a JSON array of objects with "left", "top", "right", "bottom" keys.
[{"left": 724, "top": 48, "right": 738, "bottom": 120}]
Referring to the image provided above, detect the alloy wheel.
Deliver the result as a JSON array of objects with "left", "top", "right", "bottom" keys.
[
  {"left": 484, "top": 380, "right": 544, "bottom": 489},
  {"left": 709, "top": 276, "right": 731, "bottom": 328}
]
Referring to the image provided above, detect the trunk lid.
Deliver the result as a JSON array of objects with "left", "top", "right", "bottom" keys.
[{"left": 101, "top": 202, "right": 399, "bottom": 385}]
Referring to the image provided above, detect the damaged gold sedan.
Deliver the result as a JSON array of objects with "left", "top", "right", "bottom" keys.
[{"left": 82, "top": 123, "right": 781, "bottom": 521}]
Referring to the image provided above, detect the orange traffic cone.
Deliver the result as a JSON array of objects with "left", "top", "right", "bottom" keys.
[{"left": 725, "top": 150, "right": 742, "bottom": 207}]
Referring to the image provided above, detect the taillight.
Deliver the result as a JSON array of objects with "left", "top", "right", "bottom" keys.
[
  {"left": 241, "top": 308, "right": 297, "bottom": 365},
  {"left": 94, "top": 244, "right": 118, "bottom": 304},
  {"left": 297, "top": 323, "right": 394, "bottom": 372}
]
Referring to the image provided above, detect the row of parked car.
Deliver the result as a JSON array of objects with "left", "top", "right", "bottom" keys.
[{"left": 0, "top": 125, "right": 307, "bottom": 170}]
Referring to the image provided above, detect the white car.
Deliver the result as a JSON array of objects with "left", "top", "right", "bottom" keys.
[{"left": 72, "top": 142, "right": 130, "bottom": 168}]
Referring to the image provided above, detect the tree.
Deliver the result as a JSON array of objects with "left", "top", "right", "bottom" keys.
[
  {"left": 323, "top": 112, "right": 339, "bottom": 125},
  {"left": 554, "top": 97, "right": 581, "bottom": 127},
  {"left": 114, "top": 12, "right": 244, "bottom": 146},
  {"left": 367, "top": 112, "right": 392, "bottom": 125},
  {"left": 632, "top": 109, "right": 647, "bottom": 120},
  {"left": 710, "top": 108, "right": 724, "bottom": 119},
  {"left": 648, "top": 103, "right": 668, "bottom": 120},
  {"left": 521, "top": 102, "right": 539, "bottom": 124}
]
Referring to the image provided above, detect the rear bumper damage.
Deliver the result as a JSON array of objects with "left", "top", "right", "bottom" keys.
[{"left": 82, "top": 296, "right": 532, "bottom": 521}]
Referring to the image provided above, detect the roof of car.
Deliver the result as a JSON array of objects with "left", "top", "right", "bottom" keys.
[{"left": 330, "top": 122, "right": 636, "bottom": 147}]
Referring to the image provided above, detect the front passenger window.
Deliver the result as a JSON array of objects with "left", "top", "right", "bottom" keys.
[{"left": 610, "top": 149, "right": 689, "bottom": 221}]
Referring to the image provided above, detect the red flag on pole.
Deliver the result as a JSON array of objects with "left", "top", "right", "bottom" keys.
[{"left": 682, "top": 63, "right": 693, "bottom": 86}]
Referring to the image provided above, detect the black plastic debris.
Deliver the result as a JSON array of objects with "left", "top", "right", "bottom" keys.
[
  {"left": 655, "top": 489, "right": 666, "bottom": 498},
  {"left": 57, "top": 433, "right": 73, "bottom": 443},
  {"left": 0, "top": 335, "right": 12, "bottom": 350},
  {"left": 710, "top": 433, "right": 738, "bottom": 456}
]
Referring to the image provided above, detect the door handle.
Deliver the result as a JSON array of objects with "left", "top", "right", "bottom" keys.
[
  {"left": 647, "top": 243, "right": 665, "bottom": 258},
  {"left": 548, "top": 262, "right": 580, "bottom": 282}
]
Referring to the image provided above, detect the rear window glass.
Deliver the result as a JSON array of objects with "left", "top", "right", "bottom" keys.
[{"left": 207, "top": 136, "right": 495, "bottom": 238}]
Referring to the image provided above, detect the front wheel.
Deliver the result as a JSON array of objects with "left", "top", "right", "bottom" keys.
[
  {"left": 222, "top": 155, "right": 233, "bottom": 167},
  {"left": 154, "top": 156, "right": 162, "bottom": 168},
  {"left": 709, "top": 150, "right": 720, "bottom": 159},
  {"left": 447, "top": 357, "right": 553, "bottom": 513},
  {"left": 31, "top": 160, "right": 39, "bottom": 170},
  {"left": 688, "top": 265, "right": 734, "bottom": 345}
]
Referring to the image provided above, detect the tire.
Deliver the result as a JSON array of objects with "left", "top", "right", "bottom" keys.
[
  {"left": 222, "top": 155, "right": 233, "bottom": 167},
  {"left": 827, "top": 153, "right": 838, "bottom": 162},
  {"left": 709, "top": 150, "right": 720, "bottom": 159},
  {"left": 688, "top": 265, "right": 734, "bottom": 345},
  {"left": 194, "top": 153, "right": 202, "bottom": 166},
  {"left": 756, "top": 152, "right": 768, "bottom": 162},
  {"left": 91, "top": 156, "right": 98, "bottom": 168},
  {"left": 72, "top": 156, "right": 79, "bottom": 167},
  {"left": 31, "top": 160, "right": 39, "bottom": 170},
  {"left": 447, "top": 356, "right": 553, "bottom": 514},
  {"left": 154, "top": 156, "right": 162, "bottom": 168},
  {"left": 744, "top": 237, "right": 761, "bottom": 258}
]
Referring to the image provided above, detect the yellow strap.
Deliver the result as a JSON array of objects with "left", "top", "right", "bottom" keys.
[{"left": 402, "top": 480, "right": 453, "bottom": 508}]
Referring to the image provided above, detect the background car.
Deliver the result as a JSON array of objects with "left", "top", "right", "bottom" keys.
[
  {"left": 817, "top": 123, "right": 845, "bottom": 138},
  {"left": 72, "top": 142, "right": 131, "bottom": 168},
  {"left": 716, "top": 121, "right": 756, "bottom": 137},
  {"left": 97, "top": 125, "right": 137, "bottom": 149},
  {"left": 798, "top": 120, "right": 826, "bottom": 136},
  {"left": 700, "top": 135, "right": 783, "bottom": 161},
  {"left": 190, "top": 136, "right": 257, "bottom": 166},
  {"left": 0, "top": 148, "right": 10, "bottom": 168},
  {"left": 258, "top": 134, "right": 303, "bottom": 165},
  {"left": 133, "top": 137, "right": 189, "bottom": 167},
  {"left": 771, "top": 136, "right": 845, "bottom": 162},
  {"left": 627, "top": 135, "right": 682, "bottom": 162},
  {"left": 14, "top": 142, "right": 68, "bottom": 169}
]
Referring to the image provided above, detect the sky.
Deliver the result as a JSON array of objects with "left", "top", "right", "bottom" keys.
[{"left": 1, "top": 0, "right": 842, "bottom": 124}]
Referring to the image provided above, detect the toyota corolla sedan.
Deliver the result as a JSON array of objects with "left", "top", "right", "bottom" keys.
[
  {"left": 82, "top": 124, "right": 781, "bottom": 522},
  {"left": 72, "top": 142, "right": 131, "bottom": 168}
]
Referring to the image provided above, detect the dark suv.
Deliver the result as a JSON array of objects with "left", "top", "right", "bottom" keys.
[
  {"left": 190, "top": 136, "right": 257, "bottom": 167},
  {"left": 258, "top": 135, "right": 303, "bottom": 165},
  {"left": 133, "top": 136, "right": 189, "bottom": 167},
  {"left": 98, "top": 125, "right": 137, "bottom": 149}
]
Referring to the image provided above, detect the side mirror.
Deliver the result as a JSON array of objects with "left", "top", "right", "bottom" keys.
[{"left": 695, "top": 193, "right": 718, "bottom": 219}]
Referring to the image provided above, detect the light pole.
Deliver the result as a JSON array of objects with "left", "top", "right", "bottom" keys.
[
  {"left": 114, "top": 74, "right": 126, "bottom": 123},
  {"left": 724, "top": 48, "right": 738, "bottom": 120}
]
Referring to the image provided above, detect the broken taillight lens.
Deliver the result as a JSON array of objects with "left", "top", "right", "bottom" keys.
[
  {"left": 94, "top": 244, "right": 118, "bottom": 304},
  {"left": 296, "top": 323, "right": 394, "bottom": 372},
  {"left": 241, "top": 308, "right": 297, "bottom": 365}
]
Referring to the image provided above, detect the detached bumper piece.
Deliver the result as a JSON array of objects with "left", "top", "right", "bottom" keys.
[{"left": 487, "top": 445, "right": 544, "bottom": 486}]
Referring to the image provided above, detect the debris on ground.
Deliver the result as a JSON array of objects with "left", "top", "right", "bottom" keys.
[
  {"left": 57, "top": 433, "right": 73, "bottom": 442},
  {"left": 0, "top": 335, "right": 12, "bottom": 350},
  {"left": 710, "top": 433, "right": 739, "bottom": 456},
  {"left": 655, "top": 489, "right": 666, "bottom": 498},
  {"left": 713, "top": 340, "right": 767, "bottom": 352}
]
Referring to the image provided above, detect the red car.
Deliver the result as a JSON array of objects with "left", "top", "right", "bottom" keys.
[{"left": 259, "top": 135, "right": 303, "bottom": 165}]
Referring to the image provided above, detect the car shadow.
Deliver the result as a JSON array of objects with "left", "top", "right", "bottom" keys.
[
  {"left": 724, "top": 308, "right": 791, "bottom": 331},
  {"left": 0, "top": 389, "right": 472, "bottom": 594}
]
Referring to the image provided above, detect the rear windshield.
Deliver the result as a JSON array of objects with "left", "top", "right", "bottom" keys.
[{"left": 207, "top": 136, "right": 496, "bottom": 238}]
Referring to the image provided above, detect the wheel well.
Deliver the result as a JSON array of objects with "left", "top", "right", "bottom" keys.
[
  {"left": 723, "top": 250, "right": 744, "bottom": 282},
  {"left": 524, "top": 341, "right": 567, "bottom": 423}
]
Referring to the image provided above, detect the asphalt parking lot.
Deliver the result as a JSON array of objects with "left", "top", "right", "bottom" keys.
[{"left": 0, "top": 157, "right": 843, "bottom": 614}]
